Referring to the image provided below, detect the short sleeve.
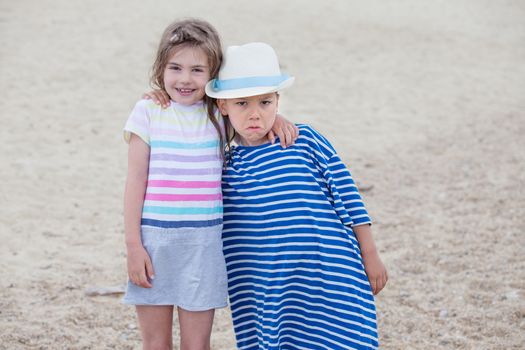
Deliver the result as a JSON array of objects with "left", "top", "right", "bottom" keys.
[
  {"left": 324, "top": 153, "right": 372, "bottom": 227},
  {"left": 123, "top": 99, "right": 151, "bottom": 145},
  {"left": 301, "top": 125, "right": 371, "bottom": 227}
]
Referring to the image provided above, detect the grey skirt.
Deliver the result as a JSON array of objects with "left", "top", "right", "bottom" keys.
[{"left": 122, "top": 225, "right": 228, "bottom": 311}]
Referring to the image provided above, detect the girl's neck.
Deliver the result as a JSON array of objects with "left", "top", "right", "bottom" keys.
[{"left": 171, "top": 99, "right": 205, "bottom": 108}]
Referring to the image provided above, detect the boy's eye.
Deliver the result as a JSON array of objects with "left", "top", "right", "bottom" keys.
[
  {"left": 262, "top": 100, "right": 272, "bottom": 105},
  {"left": 235, "top": 101, "right": 247, "bottom": 106}
]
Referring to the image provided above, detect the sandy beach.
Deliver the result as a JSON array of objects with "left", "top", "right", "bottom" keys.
[{"left": 1, "top": 0, "right": 524, "bottom": 348}]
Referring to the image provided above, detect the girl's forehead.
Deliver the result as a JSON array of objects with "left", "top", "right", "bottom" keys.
[{"left": 168, "top": 45, "right": 208, "bottom": 64}]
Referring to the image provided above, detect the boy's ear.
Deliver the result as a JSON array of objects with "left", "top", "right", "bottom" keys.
[{"left": 217, "top": 99, "right": 228, "bottom": 116}]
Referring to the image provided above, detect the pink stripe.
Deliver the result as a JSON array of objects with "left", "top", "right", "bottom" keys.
[
  {"left": 145, "top": 193, "right": 223, "bottom": 201},
  {"left": 148, "top": 180, "right": 221, "bottom": 188}
]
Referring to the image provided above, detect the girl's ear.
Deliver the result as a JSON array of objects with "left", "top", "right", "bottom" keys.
[{"left": 217, "top": 99, "right": 228, "bottom": 116}]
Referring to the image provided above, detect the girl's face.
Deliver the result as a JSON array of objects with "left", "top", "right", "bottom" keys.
[
  {"left": 217, "top": 93, "right": 279, "bottom": 146},
  {"left": 163, "top": 46, "right": 210, "bottom": 105}
]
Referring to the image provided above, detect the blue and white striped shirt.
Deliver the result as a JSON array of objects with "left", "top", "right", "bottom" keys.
[{"left": 222, "top": 125, "right": 378, "bottom": 350}]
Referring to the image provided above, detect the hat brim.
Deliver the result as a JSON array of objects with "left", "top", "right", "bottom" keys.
[{"left": 205, "top": 77, "right": 294, "bottom": 99}]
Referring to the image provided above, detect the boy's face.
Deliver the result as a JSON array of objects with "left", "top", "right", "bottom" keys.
[
  {"left": 217, "top": 93, "right": 279, "bottom": 147},
  {"left": 163, "top": 46, "right": 210, "bottom": 106}
]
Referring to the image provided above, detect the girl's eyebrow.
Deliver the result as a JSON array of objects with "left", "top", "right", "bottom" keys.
[{"left": 166, "top": 62, "right": 208, "bottom": 68}]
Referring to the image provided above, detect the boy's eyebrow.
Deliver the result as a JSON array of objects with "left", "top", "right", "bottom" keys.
[{"left": 258, "top": 93, "right": 275, "bottom": 99}]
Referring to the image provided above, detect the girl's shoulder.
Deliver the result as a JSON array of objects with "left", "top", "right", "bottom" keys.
[
  {"left": 134, "top": 98, "right": 161, "bottom": 108},
  {"left": 130, "top": 98, "right": 163, "bottom": 115}
]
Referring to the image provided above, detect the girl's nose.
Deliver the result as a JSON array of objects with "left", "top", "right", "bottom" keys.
[{"left": 180, "top": 70, "right": 191, "bottom": 83}]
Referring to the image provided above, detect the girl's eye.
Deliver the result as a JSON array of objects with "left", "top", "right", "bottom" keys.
[
  {"left": 169, "top": 66, "right": 181, "bottom": 71},
  {"left": 193, "top": 68, "right": 204, "bottom": 73}
]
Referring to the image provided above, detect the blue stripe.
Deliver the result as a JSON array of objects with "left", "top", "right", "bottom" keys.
[
  {"left": 229, "top": 282, "right": 376, "bottom": 319},
  {"left": 212, "top": 75, "right": 289, "bottom": 91},
  {"left": 150, "top": 140, "right": 219, "bottom": 149},
  {"left": 232, "top": 309, "right": 378, "bottom": 347},
  {"left": 227, "top": 263, "right": 372, "bottom": 292},
  {"left": 141, "top": 218, "right": 222, "bottom": 228}
]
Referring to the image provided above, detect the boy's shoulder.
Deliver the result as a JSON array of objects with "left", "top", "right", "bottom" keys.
[
  {"left": 296, "top": 123, "right": 336, "bottom": 157},
  {"left": 297, "top": 124, "right": 326, "bottom": 144},
  {"left": 297, "top": 123, "right": 315, "bottom": 134}
]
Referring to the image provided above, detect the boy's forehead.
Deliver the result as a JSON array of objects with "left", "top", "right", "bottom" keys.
[{"left": 233, "top": 93, "right": 277, "bottom": 100}]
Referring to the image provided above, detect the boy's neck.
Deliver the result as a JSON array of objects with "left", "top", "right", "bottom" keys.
[{"left": 238, "top": 135, "right": 270, "bottom": 147}]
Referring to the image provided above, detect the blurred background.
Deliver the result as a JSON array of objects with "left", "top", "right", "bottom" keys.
[{"left": 1, "top": 0, "right": 524, "bottom": 348}]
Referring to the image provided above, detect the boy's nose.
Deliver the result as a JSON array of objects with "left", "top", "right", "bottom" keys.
[{"left": 248, "top": 109, "right": 261, "bottom": 120}]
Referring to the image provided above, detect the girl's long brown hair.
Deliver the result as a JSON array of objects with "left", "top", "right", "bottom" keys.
[{"left": 150, "top": 18, "right": 225, "bottom": 157}]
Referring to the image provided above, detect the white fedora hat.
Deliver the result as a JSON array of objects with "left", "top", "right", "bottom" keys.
[{"left": 205, "top": 42, "right": 294, "bottom": 99}]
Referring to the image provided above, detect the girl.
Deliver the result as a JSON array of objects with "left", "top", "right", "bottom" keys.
[
  {"left": 207, "top": 42, "right": 388, "bottom": 350},
  {"left": 123, "top": 20, "right": 296, "bottom": 350}
]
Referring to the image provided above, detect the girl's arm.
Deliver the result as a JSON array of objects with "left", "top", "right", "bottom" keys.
[
  {"left": 143, "top": 89, "right": 171, "bottom": 108},
  {"left": 353, "top": 224, "right": 388, "bottom": 295},
  {"left": 142, "top": 89, "right": 299, "bottom": 147},
  {"left": 124, "top": 134, "right": 154, "bottom": 288},
  {"left": 269, "top": 114, "right": 299, "bottom": 148}
]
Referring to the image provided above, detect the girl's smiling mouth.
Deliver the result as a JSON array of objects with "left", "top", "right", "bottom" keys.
[{"left": 176, "top": 88, "right": 195, "bottom": 96}]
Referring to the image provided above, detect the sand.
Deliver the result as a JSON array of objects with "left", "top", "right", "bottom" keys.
[{"left": 1, "top": 0, "right": 524, "bottom": 349}]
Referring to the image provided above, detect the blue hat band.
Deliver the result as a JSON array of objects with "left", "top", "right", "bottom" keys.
[{"left": 213, "top": 75, "right": 289, "bottom": 91}]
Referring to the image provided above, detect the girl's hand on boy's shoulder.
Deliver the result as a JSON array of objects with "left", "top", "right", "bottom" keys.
[
  {"left": 126, "top": 242, "right": 155, "bottom": 288},
  {"left": 270, "top": 114, "right": 299, "bottom": 148},
  {"left": 361, "top": 249, "right": 388, "bottom": 295},
  {"left": 143, "top": 89, "right": 171, "bottom": 109}
]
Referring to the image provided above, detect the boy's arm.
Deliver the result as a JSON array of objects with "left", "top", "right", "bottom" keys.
[
  {"left": 307, "top": 126, "right": 388, "bottom": 294},
  {"left": 124, "top": 134, "right": 154, "bottom": 288},
  {"left": 353, "top": 224, "right": 388, "bottom": 295}
]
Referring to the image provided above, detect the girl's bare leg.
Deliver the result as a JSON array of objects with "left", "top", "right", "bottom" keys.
[
  {"left": 178, "top": 307, "right": 215, "bottom": 350},
  {"left": 136, "top": 305, "right": 174, "bottom": 350}
]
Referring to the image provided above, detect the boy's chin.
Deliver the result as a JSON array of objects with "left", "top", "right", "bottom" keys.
[{"left": 240, "top": 134, "right": 270, "bottom": 146}]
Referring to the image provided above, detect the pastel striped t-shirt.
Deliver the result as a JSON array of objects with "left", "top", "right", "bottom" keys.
[{"left": 124, "top": 99, "right": 224, "bottom": 229}]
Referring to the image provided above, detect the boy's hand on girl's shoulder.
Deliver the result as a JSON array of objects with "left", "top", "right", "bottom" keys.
[
  {"left": 143, "top": 89, "right": 171, "bottom": 109},
  {"left": 361, "top": 249, "right": 388, "bottom": 295},
  {"left": 126, "top": 243, "right": 155, "bottom": 288}
]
